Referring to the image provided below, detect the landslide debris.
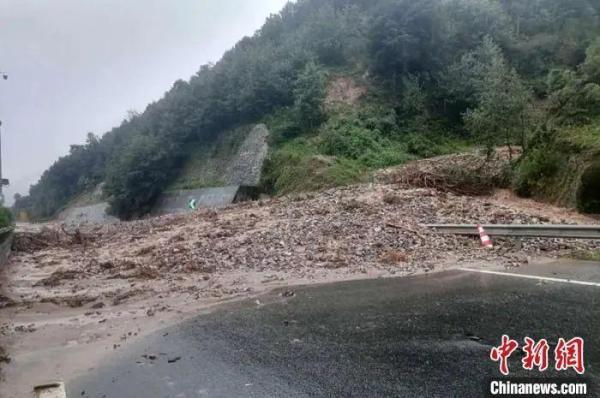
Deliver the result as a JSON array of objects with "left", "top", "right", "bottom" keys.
[
  {"left": 34, "top": 269, "right": 79, "bottom": 287},
  {"left": 12, "top": 226, "right": 94, "bottom": 253},
  {"left": 4, "top": 179, "right": 600, "bottom": 309},
  {"left": 380, "top": 152, "right": 511, "bottom": 196}
]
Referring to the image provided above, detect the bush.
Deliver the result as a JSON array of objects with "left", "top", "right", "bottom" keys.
[
  {"left": 320, "top": 123, "right": 384, "bottom": 160},
  {"left": 265, "top": 107, "right": 304, "bottom": 145},
  {"left": 405, "top": 134, "right": 439, "bottom": 158},
  {"left": 319, "top": 112, "right": 419, "bottom": 169},
  {"left": 578, "top": 162, "right": 600, "bottom": 213},
  {"left": 358, "top": 104, "right": 399, "bottom": 136},
  {"left": 355, "top": 139, "right": 415, "bottom": 169},
  {"left": 405, "top": 132, "right": 471, "bottom": 159},
  {"left": 0, "top": 207, "right": 14, "bottom": 229},
  {"left": 262, "top": 140, "right": 364, "bottom": 194},
  {"left": 513, "top": 147, "right": 563, "bottom": 197}
]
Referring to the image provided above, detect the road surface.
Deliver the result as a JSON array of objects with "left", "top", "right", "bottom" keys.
[{"left": 70, "top": 261, "right": 600, "bottom": 397}]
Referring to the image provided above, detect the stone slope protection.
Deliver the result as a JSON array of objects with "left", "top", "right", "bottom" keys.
[{"left": 154, "top": 124, "right": 268, "bottom": 214}]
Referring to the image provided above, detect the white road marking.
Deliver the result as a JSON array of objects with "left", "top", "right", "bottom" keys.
[{"left": 458, "top": 268, "right": 600, "bottom": 288}]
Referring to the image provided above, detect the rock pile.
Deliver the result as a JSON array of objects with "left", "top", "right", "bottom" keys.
[{"left": 6, "top": 182, "right": 600, "bottom": 308}]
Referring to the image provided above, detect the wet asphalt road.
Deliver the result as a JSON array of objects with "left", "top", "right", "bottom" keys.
[{"left": 71, "top": 262, "right": 600, "bottom": 397}]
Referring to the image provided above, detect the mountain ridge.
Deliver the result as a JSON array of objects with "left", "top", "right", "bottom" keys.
[{"left": 13, "top": 0, "right": 600, "bottom": 220}]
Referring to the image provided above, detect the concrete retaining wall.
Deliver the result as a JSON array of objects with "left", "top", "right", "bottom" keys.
[
  {"left": 153, "top": 186, "right": 260, "bottom": 215},
  {"left": 154, "top": 186, "right": 238, "bottom": 215}
]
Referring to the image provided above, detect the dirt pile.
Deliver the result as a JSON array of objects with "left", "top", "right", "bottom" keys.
[
  {"left": 12, "top": 226, "right": 95, "bottom": 253},
  {"left": 4, "top": 181, "right": 600, "bottom": 312}
]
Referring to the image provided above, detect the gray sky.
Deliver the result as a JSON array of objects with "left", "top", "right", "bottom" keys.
[{"left": 0, "top": 0, "right": 289, "bottom": 204}]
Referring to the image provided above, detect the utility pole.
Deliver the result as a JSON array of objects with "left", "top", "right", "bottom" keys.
[
  {"left": 0, "top": 72, "right": 9, "bottom": 205},
  {"left": 0, "top": 120, "right": 5, "bottom": 205},
  {"left": 0, "top": 120, "right": 3, "bottom": 203}
]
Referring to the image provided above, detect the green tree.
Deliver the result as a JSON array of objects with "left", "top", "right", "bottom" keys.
[
  {"left": 463, "top": 39, "right": 534, "bottom": 157},
  {"left": 582, "top": 38, "right": 600, "bottom": 83},
  {"left": 547, "top": 40, "right": 600, "bottom": 125},
  {"left": 399, "top": 75, "right": 430, "bottom": 127},
  {"left": 104, "top": 135, "right": 184, "bottom": 219},
  {"left": 0, "top": 207, "right": 13, "bottom": 229},
  {"left": 368, "top": 0, "right": 438, "bottom": 93},
  {"left": 440, "top": 0, "right": 514, "bottom": 54},
  {"left": 302, "top": 3, "right": 367, "bottom": 66},
  {"left": 293, "top": 61, "right": 326, "bottom": 130}
]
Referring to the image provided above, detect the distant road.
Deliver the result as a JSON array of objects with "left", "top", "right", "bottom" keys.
[{"left": 70, "top": 261, "right": 600, "bottom": 397}]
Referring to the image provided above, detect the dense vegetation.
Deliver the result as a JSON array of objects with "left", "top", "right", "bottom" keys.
[
  {"left": 0, "top": 207, "right": 13, "bottom": 230},
  {"left": 14, "top": 0, "right": 600, "bottom": 219}
]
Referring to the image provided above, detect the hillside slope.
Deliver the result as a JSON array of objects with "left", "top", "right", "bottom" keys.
[
  {"left": 514, "top": 120, "right": 600, "bottom": 212},
  {"left": 13, "top": 0, "right": 600, "bottom": 220}
]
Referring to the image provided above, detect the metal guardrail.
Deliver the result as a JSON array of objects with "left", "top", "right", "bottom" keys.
[{"left": 425, "top": 224, "right": 600, "bottom": 239}]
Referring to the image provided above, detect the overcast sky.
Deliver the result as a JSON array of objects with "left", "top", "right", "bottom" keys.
[{"left": 0, "top": 0, "right": 289, "bottom": 204}]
